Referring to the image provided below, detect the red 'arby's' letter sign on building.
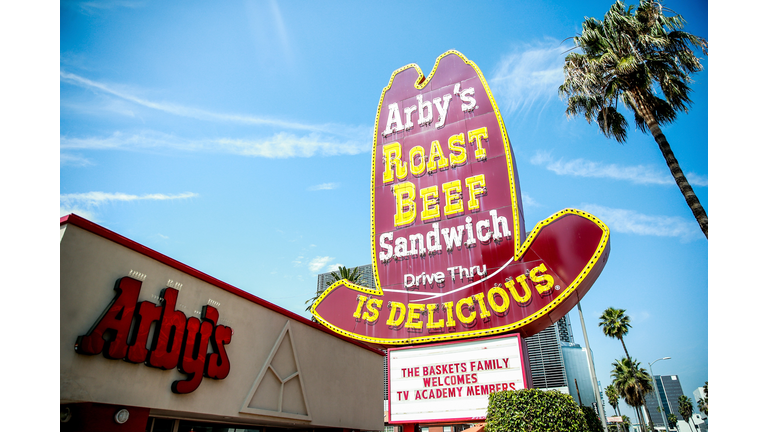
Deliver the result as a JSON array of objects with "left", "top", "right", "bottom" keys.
[
  {"left": 312, "top": 50, "right": 611, "bottom": 345},
  {"left": 75, "top": 277, "right": 233, "bottom": 393}
]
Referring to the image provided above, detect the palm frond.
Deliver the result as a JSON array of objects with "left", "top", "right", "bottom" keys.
[
  {"left": 597, "top": 106, "right": 629, "bottom": 142},
  {"left": 560, "top": 0, "right": 706, "bottom": 143}
]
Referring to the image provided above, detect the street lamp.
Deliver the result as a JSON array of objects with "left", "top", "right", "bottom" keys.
[{"left": 649, "top": 357, "right": 672, "bottom": 432}]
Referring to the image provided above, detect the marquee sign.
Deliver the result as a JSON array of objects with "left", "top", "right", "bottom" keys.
[
  {"left": 388, "top": 335, "right": 526, "bottom": 423},
  {"left": 74, "top": 277, "right": 233, "bottom": 394},
  {"left": 311, "top": 50, "right": 610, "bottom": 345}
]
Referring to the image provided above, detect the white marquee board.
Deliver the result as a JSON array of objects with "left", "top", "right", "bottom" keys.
[{"left": 388, "top": 334, "right": 527, "bottom": 423}]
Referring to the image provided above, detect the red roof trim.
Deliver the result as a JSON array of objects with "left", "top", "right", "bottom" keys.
[{"left": 60, "top": 214, "right": 384, "bottom": 355}]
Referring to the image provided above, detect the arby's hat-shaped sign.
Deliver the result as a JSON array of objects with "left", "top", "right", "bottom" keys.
[{"left": 312, "top": 50, "right": 610, "bottom": 346}]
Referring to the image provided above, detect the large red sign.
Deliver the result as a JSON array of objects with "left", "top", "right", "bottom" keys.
[{"left": 312, "top": 50, "right": 610, "bottom": 345}]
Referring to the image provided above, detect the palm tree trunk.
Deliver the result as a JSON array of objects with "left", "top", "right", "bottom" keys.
[
  {"left": 621, "top": 409, "right": 627, "bottom": 432},
  {"left": 633, "top": 407, "right": 639, "bottom": 430},
  {"left": 619, "top": 336, "right": 631, "bottom": 360},
  {"left": 633, "top": 98, "right": 708, "bottom": 238},
  {"left": 614, "top": 405, "right": 625, "bottom": 432},
  {"left": 649, "top": 121, "right": 708, "bottom": 238}
]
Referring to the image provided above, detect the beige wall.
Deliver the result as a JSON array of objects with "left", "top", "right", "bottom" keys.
[{"left": 61, "top": 222, "right": 384, "bottom": 430}]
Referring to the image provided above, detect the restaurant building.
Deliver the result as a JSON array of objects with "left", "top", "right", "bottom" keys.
[{"left": 60, "top": 214, "right": 385, "bottom": 432}]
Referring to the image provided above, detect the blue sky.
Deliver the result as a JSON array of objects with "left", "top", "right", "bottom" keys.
[{"left": 54, "top": 0, "right": 716, "bottom": 425}]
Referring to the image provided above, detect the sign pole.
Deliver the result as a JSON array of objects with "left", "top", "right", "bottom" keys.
[{"left": 578, "top": 301, "right": 608, "bottom": 432}]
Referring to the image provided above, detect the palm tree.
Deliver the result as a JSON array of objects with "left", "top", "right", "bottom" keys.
[
  {"left": 560, "top": 0, "right": 709, "bottom": 238},
  {"left": 696, "top": 381, "right": 707, "bottom": 416},
  {"left": 599, "top": 307, "right": 633, "bottom": 359},
  {"left": 611, "top": 357, "right": 654, "bottom": 432},
  {"left": 606, "top": 384, "right": 626, "bottom": 432},
  {"left": 305, "top": 266, "right": 364, "bottom": 322},
  {"left": 667, "top": 413, "right": 678, "bottom": 430},
  {"left": 325, "top": 265, "right": 363, "bottom": 287},
  {"left": 678, "top": 395, "right": 695, "bottom": 432},
  {"left": 606, "top": 384, "right": 620, "bottom": 415}
]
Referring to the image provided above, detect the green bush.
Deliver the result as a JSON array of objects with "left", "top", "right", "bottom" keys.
[
  {"left": 486, "top": 389, "right": 589, "bottom": 432},
  {"left": 580, "top": 405, "right": 602, "bottom": 432}
]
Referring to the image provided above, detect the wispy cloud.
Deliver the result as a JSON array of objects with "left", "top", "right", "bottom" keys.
[
  {"left": 60, "top": 153, "right": 94, "bottom": 167},
  {"left": 60, "top": 207, "right": 98, "bottom": 221},
  {"left": 522, "top": 192, "right": 541, "bottom": 209},
  {"left": 63, "top": 0, "right": 145, "bottom": 14},
  {"left": 326, "top": 263, "right": 343, "bottom": 273},
  {"left": 61, "top": 191, "right": 198, "bottom": 206},
  {"left": 217, "top": 135, "right": 367, "bottom": 158},
  {"left": 308, "top": 256, "right": 334, "bottom": 273},
  {"left": 308, "top": 182, "right": 340, "bottom": 191},
  {"left": 61, "top": 130, "right": 370, "bottom": 158},
  {"left": 60, "top": 191, "right": 198, "bottom": 218},
  {"left": 60, "top": 71, "right": 349, "bottom": 134},
  {"left": 580, "top": 203, "right": 700, "bottom": 241},
  {"left": 531, "top": 151, "right": 708, "bottom": 187},
  {"left": 244, "top": 0, "right": 296, "bottom": 68},
  {"left": 489, "top": 38, "right": 565, "bottom": 118},
  {"left": 268, "top": 0, "right": 293, "bottom": 64},
  {"left": 60, "top": 71, "right": 373, "bottom": 158}
]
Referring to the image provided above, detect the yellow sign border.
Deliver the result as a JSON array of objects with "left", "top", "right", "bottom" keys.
[{"left": 369, "top": 50, "right": 524, "bottom": 295}]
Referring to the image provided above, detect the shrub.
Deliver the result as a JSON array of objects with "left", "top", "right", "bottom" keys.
[{"left": 486, "top": 389, "right": 589, "bottom": 432}]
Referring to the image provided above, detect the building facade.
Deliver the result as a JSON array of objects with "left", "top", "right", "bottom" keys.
[
  {"left": 561, "top": 343, "right": 599, "bottom": 408},
  {"left": 522, "top": 319, "right": 569, "bottom": 393},
  {"left": 61, "top": 215, "right": 385, "bottom": 432}
]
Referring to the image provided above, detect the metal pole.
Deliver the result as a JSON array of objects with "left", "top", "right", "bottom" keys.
[
  {"left": 649, "top": 357, "right": 672, "bottom": 432},
  {"left": 577, "top": 302, "right": 608, "bottom": 432}
]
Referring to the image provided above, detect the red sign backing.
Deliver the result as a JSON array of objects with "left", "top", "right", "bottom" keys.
[{"left": 312, "top": 50, "right": 610, "bottom": 345}]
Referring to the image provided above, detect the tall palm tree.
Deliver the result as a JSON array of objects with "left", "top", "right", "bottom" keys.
[
  {"left": 611, "top": 357, "right": 654, "bottom": 432},
  {"left": 667, "top": 413, "right": 678, "bottom": 430},
  {"left": 696, "top": 381, "right": 707, "bottom": 416},
  {"left": 325, "top": 266, "right": 363, "bottom": 286},
  {"left": 606, "top": 384, "right": 620, "bottom": 415},
  {"left": 678, "top": 395, "right": 695, "bottom": 432},
  {"left": 599, "top": 307, "right": 633, "bottom": 359},
  {"left": 560, "top": 0, "right": 709, "bottom": 238},
  {"left": 605, "top": 384, "right": 625, "bottom": 432},
  {"left": 621, "top": 415, "right": 630, "bottom": 431}
]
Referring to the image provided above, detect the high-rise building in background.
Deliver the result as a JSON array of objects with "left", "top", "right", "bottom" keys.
[
  {"left": 561, "top": 342, "right": 600, "bottom": 408},
  {"left": 524, "top": 313, "right": 605, "bottom": 415},
  {"left": 523, "top": 317, "right": 570, "bottom": 392},
  {"left": 645, "top": 375, "right": 684, "bottom": 427}
]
